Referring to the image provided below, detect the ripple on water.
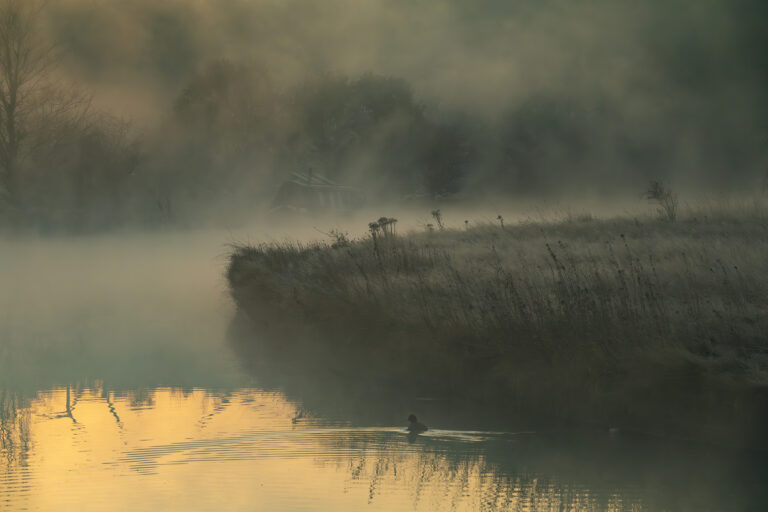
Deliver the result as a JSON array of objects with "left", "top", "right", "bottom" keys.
[{"left": 0, "top": 386, "right": 765, "bottom": 512}]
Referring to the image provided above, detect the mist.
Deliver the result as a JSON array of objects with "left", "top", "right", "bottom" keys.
[
  {"left": 0, "top": 0, "right": 759, "bottom": 231},
  {"left": 0, "top": 229, "right": 242, "bottom": 393},
  {"left": 2, "top": 3, "right": 768, "bottom": 509}
]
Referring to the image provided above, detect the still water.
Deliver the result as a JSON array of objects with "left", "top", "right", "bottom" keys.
[{"left": 1, "top": 230, "right": 766, "bottom": 511}]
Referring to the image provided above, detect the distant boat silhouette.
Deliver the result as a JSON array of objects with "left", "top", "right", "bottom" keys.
[{"left": 407, "top": 414, "right": 428, "bottom": 434}]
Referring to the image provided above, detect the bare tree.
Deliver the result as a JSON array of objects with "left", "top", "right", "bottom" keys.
[
  {"left": 0, "top": 0, "right": 90, "bottom": 210},
  {"left": 0, "top": 0, "right": 46, "bottom": 205}
]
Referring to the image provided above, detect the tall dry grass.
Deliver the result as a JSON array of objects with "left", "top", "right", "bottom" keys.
[{"left": 227, "top": 203, "right": 768, "bottom": 441}]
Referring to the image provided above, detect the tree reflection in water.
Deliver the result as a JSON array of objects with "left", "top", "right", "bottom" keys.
[
  {"left": 1, "top": 390, "right": 31, "bottom": 471},
  {"left": 320, "top": 432, "right": 644, "bottom": 512}
]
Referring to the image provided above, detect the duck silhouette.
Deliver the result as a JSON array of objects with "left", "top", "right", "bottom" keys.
[{"left": 407, "top": 414, "right": 428, "bottom": 434}]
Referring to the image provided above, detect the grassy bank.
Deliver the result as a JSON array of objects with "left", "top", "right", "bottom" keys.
[{"left": 227, "top": 205, "right": 768, "bottom": 447}]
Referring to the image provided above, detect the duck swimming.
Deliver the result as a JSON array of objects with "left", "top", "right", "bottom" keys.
[{"left": 407, "top": 414, "right": 428, "bottom": 434}]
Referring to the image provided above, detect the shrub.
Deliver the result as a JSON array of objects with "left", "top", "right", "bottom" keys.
[{"left": 645, "top": 180, "right": 679, "bottom": 221}]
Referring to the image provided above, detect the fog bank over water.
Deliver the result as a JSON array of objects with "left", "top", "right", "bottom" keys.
[{"left": 0, "top": 229, "right": 240, "bottom": 391}]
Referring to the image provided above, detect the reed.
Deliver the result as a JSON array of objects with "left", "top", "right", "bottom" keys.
[{"left": 227, "top": 204, "right": 768, "bottom": 445}]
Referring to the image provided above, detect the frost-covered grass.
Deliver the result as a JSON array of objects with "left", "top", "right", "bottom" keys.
[{"left": 227, "top": 203, "right": 768, "bottom": 445}]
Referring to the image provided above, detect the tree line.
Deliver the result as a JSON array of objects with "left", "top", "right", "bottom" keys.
[{"left": 1, "top": 0, "right": 766, "bottom": 230}]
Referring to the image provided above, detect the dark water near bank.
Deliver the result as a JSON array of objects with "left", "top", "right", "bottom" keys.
[{"left": 1, "top": 231, "right": 766, "bottom": 511}]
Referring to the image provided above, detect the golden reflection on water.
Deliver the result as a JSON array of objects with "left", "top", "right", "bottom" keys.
[{"left": 0, "top": 386, "right": 643, "bottom": 512}]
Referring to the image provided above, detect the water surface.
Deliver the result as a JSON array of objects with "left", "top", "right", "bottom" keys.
[{"left": 1, "top": 230, "right": 765, "bottom": 511}]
